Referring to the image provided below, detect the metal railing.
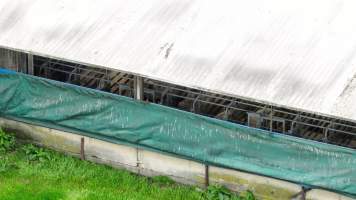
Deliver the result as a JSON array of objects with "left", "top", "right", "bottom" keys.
[{"left": 32, "top": 55, "right": 356, "bottom": 149}]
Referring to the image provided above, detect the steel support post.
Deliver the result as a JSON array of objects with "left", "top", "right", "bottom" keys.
[
  {"left": 134, "top": 76, "right": 144, "bottom": 100},
  {"left": 205, "top": 165, "right": 209, "bottom": 188},
  {"left": 27, "top": 53, "right": 34, "bottom": 75},
  {"left": 134, "top": 75, "right": 144, "bottom": 170},
  {"left": 270, "top": 106, "right": 273, "bottom": 132}
]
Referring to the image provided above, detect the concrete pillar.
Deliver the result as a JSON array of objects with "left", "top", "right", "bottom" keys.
[
  {"left": 134, "top": 76, "right": 144, "bottom": 100},
  {"left": 27, "top": 53, "right": 34, "bottom": 75}
]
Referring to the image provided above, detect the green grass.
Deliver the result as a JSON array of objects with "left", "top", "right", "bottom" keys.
[
  {"left": 0, "top": 127, "right": 256, "bottom": 200},
  {"left": 0, "top": 147, "right": 202, "bottom": 200}
]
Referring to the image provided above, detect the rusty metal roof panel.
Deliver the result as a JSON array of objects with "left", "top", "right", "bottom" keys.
[{"left": 1, "top": 0, "right": 356, "bottom": 121}]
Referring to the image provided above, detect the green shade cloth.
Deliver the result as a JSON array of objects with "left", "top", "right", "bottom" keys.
[{"left": 0, "top": 72, "right": 355, "bottom": 196}]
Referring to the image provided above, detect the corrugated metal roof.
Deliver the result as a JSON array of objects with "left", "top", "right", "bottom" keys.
[{"left": 1, "top": 0, "right": 356, "bottom": 121}]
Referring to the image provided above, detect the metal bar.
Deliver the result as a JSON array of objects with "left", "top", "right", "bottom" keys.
[
  {"left": 148, "top": 81, "right": 251, "bottom": 106},
  {"left": 118, "top": 79, "right": 356, "bottom": 131},
  {"left": 27, "top": 53, "right": 34, "bottom": 75},
  {"left": 34, "top": 57, "right": 356, "bottom": 133},
  {"left": 134, "top": 79, "right": 143, "bottom": 172},
  {"left": 136, "top": 148, "right": 141, "bottom": 168},
  {"left": 35, "top": 66, "right": 133, "bottom": 83},
  {"left": 153, "top": 80, "right": 356, "bottom": 128},
  {"left": 270, "top": 106, "right": 273, "bottom": 132},
  {"left": 66, "top": 68, "right": 77, "bottom": 83},
  {"left": 160, "top": 87, "right": 170, "bottom": 104},
  {"left": 328, "top": 128, "right": 356, "bottom": 137},
  {"left": 224, "top": 101, "right": 235, "bottom": 120},
  {"left": 36, "top": 57, "right": 107, "bottom": 74},
  {"left": 134, "top": 76, "right": 144, "bottom": 100},
  {"left": 290, "top": 114, "right": 300, "bottom": 134},
  {"left": 37, "top": 60, "right": 49, "bottom": 76},
  {"left": 205, "top": 165, "right": 209, "bottom": 188},
  {"left": 164, "top": 93, "right": 356, "bottom": 137},
  {"left": 35, "top": 63, "right": 356, "bottom": 138},
  {"left": 191, "top": 95, "right": 200, "bottom": 112},
  {"left": 151, "top": 80, "right": 356, "bottom": 128},
  {"left": 32, "top": 56, "right": 356, "bottom": 147},
  {"left": 323, "top": 127, "right": 329, "bottom": 142},
  {"left": 80, "top": 137, "right": 85, "bottom": 160},
  {"left": 35, "top": 58, "right": 115, "bottom": 77}
]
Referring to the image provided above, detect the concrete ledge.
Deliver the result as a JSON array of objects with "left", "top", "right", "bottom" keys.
[
  {"left": 85, "top": 136, "right": 138, "bottom": 173},
  {"left": 0, "top": 117, "right": 353, "bottom": 200},
  {"left": 306, "top": 189, "right": 354, "bottom": 200},
  {"left": 138, "top": 149, "right": 206, "bottom": 186},
  {"left": 209, "top": 166, "right": 301, "bottom": 200}
]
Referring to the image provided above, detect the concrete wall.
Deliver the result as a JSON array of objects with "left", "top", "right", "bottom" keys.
[
  {"left": 0, "top": 48, "right": 27, "bottom": 72},
  {"left": 0, "top": 117, "right": 353, "bottom": 200}
]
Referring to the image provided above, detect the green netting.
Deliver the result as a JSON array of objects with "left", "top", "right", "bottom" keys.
[{"left": 0, "top": 71, "right": 355, "bottom": 196}]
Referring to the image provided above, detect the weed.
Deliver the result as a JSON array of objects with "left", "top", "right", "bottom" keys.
[
  {"left": 0, "top": 155, "right": 17, "bottom": 173},
  {"left": 22, "top": 144, "right": 51, "bottom": 162},
  {"left": 201, "top": 185, "right": 256, "bottom": 200},
  {"left": 240, "top": 191, "right": 257, "bottom": 200},
  {"left": 0, "top": 156, "right": 10, "bottom": 172},
  {"left": 0, "top": 128, "right": 15, "bottom": 153}
]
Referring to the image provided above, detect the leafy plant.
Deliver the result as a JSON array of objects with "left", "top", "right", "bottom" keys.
[
  {"left": 201, "top": 185, "right": 256, "bottom": 200},
  {"left": 239, "top": 190, "right": 256, "bottom": 200},
  {"left": 22, "top": 144, "right": 51, "bottom": 162},
  {"left": 0, "top": 156, "right": 10, "bottom": 172},
  {"left": 0, "top": 128, "right": 15, "bottom": 153},
  {"left": 0, "top": 155, "right": 17, "bottom": 172}
]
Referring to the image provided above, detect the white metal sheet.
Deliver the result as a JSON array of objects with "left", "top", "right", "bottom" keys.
[{"left": 1, "top": 0, "right": 356, "bottom": 121}]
